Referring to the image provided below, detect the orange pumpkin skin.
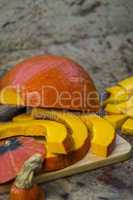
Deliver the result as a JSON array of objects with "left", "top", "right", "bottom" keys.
[
  {"left": 10, "top": 185, "right": 45, "bottom": 200},
  {"left": 0, "top": 55, "right": 99, "bottom": 112}
]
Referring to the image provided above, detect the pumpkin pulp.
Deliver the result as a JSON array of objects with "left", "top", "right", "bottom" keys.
[
  {"left": 80, "top": 114, "right": 116, "bottom": 157},
  {"left": 0, "top": 119, "right": 73, "bottom": 154}
]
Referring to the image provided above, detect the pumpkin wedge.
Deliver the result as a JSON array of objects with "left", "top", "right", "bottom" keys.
[
  {"left": 80, "top": 114, "right": 116, "bottom": 157},
  {"left": 0, "top": 120, "right": 73, "bottom": 154},
  {"left": 103, "top": 86, "right": 129, "bottom": 105},
  {"left": 104, "top": 114, "right": 128, "bottom": 129},
  {"left": 104, "top": 76, "right": 133, "bottom": 106},
  {"left": 105, "top": 96, "right": 133, "bottom": 114},
  {"left": 118, "top": 76, "right": 133, "bottom": 95},
  {"left": 32, "top": 108, "right": 89, "bottom": 151},
  {"left": 32, "top": 108, "right": 90, "bottom": 171},
  {"left": 43, "top": 136, "right": 90, "bottom": 172},
  {"left": 121, "top": 118, "right": 133, "bottom": 135},
  {"left": 13, "top": 110, "right": 90, "bottom": 172},
  {"left": 0, "top": 55, "right": 99, "bottom": 112},
  {"left": 103, "top": 76, "right": 133, "bottom": 135},
  {"left": 126, "top": 108, "right": 133, "bottom": 118}
]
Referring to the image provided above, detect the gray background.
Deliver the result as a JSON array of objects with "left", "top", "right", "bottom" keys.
[{"left": 0, "top": 0, "right": 133, "bottom": 199}]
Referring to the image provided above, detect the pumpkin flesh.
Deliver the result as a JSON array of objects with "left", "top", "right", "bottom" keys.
[
  {"left": 104, "top": 114, "right": 128, "bottom": 129},
  {"left": 0, "top": 120, "right": 73, "bottom": 154},
  {"left": 20, "top": 109, "right": 90, "bottom": 171},
  {"left": 103, "top": 86, "right": 129, "bottom": 105},
  {"left": 80, "top": 114, "right": 116, "bottom": 157},
  {"left": 122, "top": 118, "right": 133, "bottom": 135}
]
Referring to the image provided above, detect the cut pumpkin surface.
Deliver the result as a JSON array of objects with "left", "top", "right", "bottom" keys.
[
  {"left": 104, "top": 76, "right": 133, "bottom": 106},
  {"left": 80, "top": 114, "right": 116, "bottom": 157},
  {"left": 104, "top": 115, "right": 128, "bottom": 129},
  {"left": 13, "top": 110, "right": 90, "bottom": 171},
  {"left": 126, "top": 108, "right": 133, "bottom": 118},
  {"left": 118, "top": 76, "right": 133, "bottom": 95},
  {"left": 105, "top": 96, "right": 133, "bottom": 114},
  {"left": 0, "top": 119, "right": 73, "bottom": 154},
  {"left": 122, "top": 118, "right": 133, "bottom": 135},
  {"left": 105, "top": 103, "right": 126, "bottom": 114},
  {"left": 104, "top": 86, "right": 129, "bottom": 105},
  {"left": 43, "top": 136, "right": 90, "bottom": 172},
  {"left": 14, "top": 110, "right": 90, "bottom": 172},
  {"left": 32, "top": 108, "right": 89, "bottom": 151},
  {"left": 104, "top": 76, "right": 133, "bottom": 135}
]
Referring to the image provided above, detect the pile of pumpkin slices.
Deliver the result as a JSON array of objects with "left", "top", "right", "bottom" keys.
[
  {"left": 104, "top": 76, "right": 133, "bottom": 134},
  {"left": 0, "top": 108, "right": 116, "bottom": 184},
  {"left": 0, "top": 75, "right": 133, "bottom": 185}
]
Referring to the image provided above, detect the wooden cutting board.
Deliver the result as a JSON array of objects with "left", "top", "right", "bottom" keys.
[{"left": 0, "top": 135, "right": 131, "bottom": 193}]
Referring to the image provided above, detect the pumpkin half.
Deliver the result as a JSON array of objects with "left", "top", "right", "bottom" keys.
[{"left": 0, "top": 55, "right": 99, "bottom": 112}]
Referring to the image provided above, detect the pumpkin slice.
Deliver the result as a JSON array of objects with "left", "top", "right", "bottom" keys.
[
  {"left": 105, "top": 103, "right": 125, "bottom": 114},
  {"left": 32, "top": 108, "right": 89, "bottom": 151},
  {"left": 118, "top": 76, "right": 133, "bottom": 95},
  {"left": 43, "top": 136, "right": 90, "bottom": 172},
  {"left": 126, "top": 108, "right": 133, "bottom": 118},
  {"left": 0, "top": 120, "right": 73, "bottom": 154},
  {"left": 105, "top": 96, "right": 133, "bottom": 114},
  {"left": 121, "top": 118, "right": 133, "bottom": 135},
  {"left": 0, "top": 55, "right": 99, "bottom": 112},
  {"left": 14, "top": 110, "right": 90, "bottom": 172},
  {"left": 104, "top": 86, "right": 129, "bottom": 105},
  {"left": 32, "top": 108, "right": 90, "bottom": 171},
  {"left": 80, "top": 114, "right": 116, "bottom": 157},
  {"left": 104, "top": 115, "right": 128, "bottom": 129}
]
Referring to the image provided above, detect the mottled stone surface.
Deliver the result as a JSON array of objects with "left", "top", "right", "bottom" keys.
[{"left": 0, "top": 0, "right": 133, "bottom": 199}]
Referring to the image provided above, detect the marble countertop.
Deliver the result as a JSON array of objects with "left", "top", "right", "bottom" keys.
[{"left": 0, "top": 0, "right": 133, "bottom": 199}]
